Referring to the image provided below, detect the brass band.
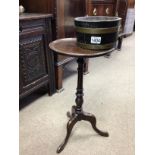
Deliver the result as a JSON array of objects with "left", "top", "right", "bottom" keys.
[
  {"left": 77, "top": 42, "right": 115, "bottom": 50},
  {"left": 76, "top": 26, "right": 118, "bottom": 34}
]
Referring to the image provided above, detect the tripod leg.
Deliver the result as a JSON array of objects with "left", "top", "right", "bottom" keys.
[
  {"left": 67, "top": 106, "right": 76, "bottom": 118},
  {"left": 82, "top": 112, "right": 109, "bottom": 137},
  {"left": 57, "top": 115, "right": 78, "bottom": 153}
]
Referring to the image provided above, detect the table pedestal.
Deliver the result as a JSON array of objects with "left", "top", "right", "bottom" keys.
[{"left": 57, "top": 57, "right": 109, "bottom": 153}]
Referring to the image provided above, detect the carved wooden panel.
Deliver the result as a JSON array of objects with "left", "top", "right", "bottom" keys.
[{"left": 19, "top": 35, "right": 47, "bottom": 86}]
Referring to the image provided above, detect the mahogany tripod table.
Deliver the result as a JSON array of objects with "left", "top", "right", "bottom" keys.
[{"left": 49, "top": 38, "right": 115, "bottom": 153}]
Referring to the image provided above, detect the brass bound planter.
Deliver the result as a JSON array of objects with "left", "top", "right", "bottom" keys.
[{"left": 74, "top": 16, "right": 121, "bottom": 50}]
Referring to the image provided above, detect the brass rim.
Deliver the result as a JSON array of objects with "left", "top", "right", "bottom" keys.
[
  {"left": 77, "top": 42, "right": 115, "bottom": 50},
  {"left": 75, "top": 26, "right": 118, "bottom": 34}
]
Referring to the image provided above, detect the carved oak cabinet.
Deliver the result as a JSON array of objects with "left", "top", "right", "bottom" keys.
[
  {"left": 20, "top": 0, "right": 88, "bottom": 92},
  {"left": 19, "top": 13, "right": 55, "bottom": 99}
]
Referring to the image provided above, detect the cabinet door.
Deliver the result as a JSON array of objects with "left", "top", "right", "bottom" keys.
[{"left": 19, "top": 29, "right": 49, "bottom": 93}]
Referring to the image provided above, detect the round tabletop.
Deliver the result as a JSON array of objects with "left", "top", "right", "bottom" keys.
[{"left": 49, "top": 38, "right": 115, "bottom": 58}]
